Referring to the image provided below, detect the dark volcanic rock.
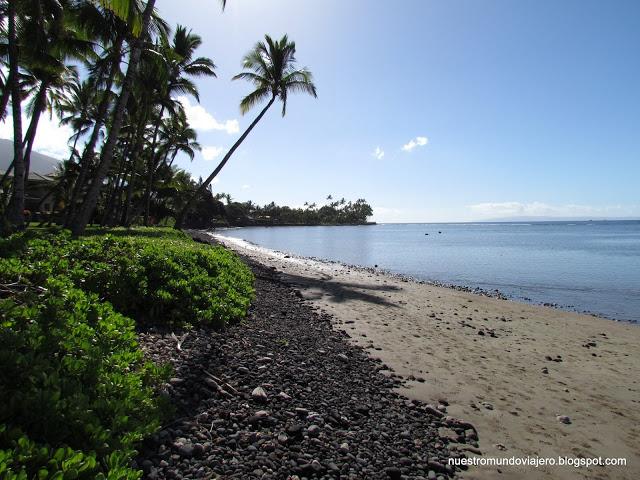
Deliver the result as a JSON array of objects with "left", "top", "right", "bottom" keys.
[{"left": 136, "top": 232, "right": 475, "bottom": 478}]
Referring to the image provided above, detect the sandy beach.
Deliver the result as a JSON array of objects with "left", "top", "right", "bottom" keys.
[{"left": 210, "top": 232, "right": 640, "bottom": 480}]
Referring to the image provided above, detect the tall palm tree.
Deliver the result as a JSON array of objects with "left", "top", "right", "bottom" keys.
[
  {"left": 142, "top": 25, "right": 216, "bottom": 225},
  {"left": 70, "top": 0, "right": 225, "bottom": 235},
  {"left": 174, "top": 34, "right": 317, "bottom": 229},
  {"left": 5, "top": 0, "right": 25, "bottom": 230}
]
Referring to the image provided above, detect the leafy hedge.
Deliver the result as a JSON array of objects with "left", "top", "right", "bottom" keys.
[
  {"left": 0, "top": 228, "right": 255, "bottom": 478},
  {"left": 1, "top": 228, "right": 254, "bottom": 327}
]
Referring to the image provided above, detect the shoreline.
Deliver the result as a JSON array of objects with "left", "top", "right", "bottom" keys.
[
  {"left": 138, "top": 236, "right": 478, "bottom": 479},
  {"left": 206, "top": 229, "right": 634, "bottom": 324},
  {"left": 207, "top": 231, "right": 640, "bottom": 479}
]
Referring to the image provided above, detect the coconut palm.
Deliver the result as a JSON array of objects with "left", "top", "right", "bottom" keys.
[
  {"left": 174, "top": 34, "right": 317, "bottom": 229},
  {"left": 70, "top": 0, "right": 226, "bottom": 235}
]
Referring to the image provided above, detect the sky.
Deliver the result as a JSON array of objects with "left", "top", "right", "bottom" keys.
[{"left": 2, "top": 0, "right": 639, "bottom": 222}]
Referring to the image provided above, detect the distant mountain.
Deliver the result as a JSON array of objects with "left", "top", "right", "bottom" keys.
[{"left": 0, "top": 138, "right": 61, "bottom": 178}]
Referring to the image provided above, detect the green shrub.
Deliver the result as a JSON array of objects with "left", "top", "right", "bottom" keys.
[
  {"left": 0, "top": 278, "right": 167, "bottom": 478},
  {"left": 0, "top": 426, "right": 141, "bottom": 479},
  {"left": 0, "top": 227, "right": 254, "bottom": 478},
  {"left": 1, "top": 228, "right": 254, "bottom": 327}
]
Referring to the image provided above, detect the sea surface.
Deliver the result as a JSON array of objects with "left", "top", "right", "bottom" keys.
[{"left": 220, "top": 221, "right": 640, "bottom": 323}]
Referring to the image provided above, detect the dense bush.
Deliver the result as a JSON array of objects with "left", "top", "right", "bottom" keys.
[
  {"left": 1, "top": 228, "right": 254, "bottom": 327},
  {"left": 0, "top": 278, "right": 166, "bottom": 478},
  {"left": 0, "top": 227, "right": 255, "bottom": 478}
]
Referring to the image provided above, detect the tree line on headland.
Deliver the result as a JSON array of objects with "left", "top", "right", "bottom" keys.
[
  {"left": 0, "top": 0, "right": 324, "bottom": 237},
  {"left": 188, "top": 193, "right": 374, "bottom": 228}
]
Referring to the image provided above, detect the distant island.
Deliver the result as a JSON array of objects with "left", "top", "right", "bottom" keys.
[{"left": 184, "top": 193, "right": 375, "bottom": 228}]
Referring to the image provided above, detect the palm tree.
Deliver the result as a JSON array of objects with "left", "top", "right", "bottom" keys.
[
  {"left": 174, "top": 34, "right": 317, "bottom": 229},
  {"left": 142, "top": 25, "right": 216, "bottom": 225},
  {"left": 70, "top": 0, "right": 226, "bottom": 235},
  {"left": 4, "top": 0, "right": 25, "bottom": 230}
]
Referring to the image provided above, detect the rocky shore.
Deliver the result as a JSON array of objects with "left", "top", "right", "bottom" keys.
[
  {"left": 135, "top": 240, "right": 478, "bottom": 479},
  {"left": 206, "top": 231, "right": 640, "bottom": 480}
]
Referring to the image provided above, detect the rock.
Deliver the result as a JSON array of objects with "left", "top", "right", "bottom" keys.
[
  {"left": 307, "top": 424, "right": 320, "bottom": 437},
  {"left": 294, "top": 407, "right": 309, "bottom": 417},
  {"left": 278, "top": 391, "right": 292, "bottom": 400},
  {"left": 177, "top": 443, "right": 194, "bottom": 458},
  {"left": 386, "top": 467, "right": 402, "bottom": 479},
  {"left": 251, "top": 386, "right": 268, "bottom": 402},
  {"left": 557, "top": 415, "right": 572, "bottom": 424}
]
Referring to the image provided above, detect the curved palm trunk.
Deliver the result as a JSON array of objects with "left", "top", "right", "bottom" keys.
[
  {"left": 64, "top": 35, "right": 123, "bottom": 227},
  {"left": 5, "top": 0, "right": 25, "bottom": 229},
  {"left": 174, "top": 95, "right": 276, "bottom": 230},
  {"left": 22, "top": 81, "right": 49, "bottom": 188}
]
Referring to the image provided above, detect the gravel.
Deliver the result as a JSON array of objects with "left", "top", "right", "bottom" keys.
[{"left": 135, "top": 237, "right": 476, "bottom": 479}]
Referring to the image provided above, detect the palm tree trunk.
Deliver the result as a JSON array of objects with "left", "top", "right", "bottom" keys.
[
  {"left": 64, "top": 35, "right": 124, "bottom": 227},
  {"left": 174, "top": 95, "right": 276, "bottom": 229},
  {"left": 22, "top": 80, "right": 49, "bottom": 189},
  {"left": 5, "top": 0, "right": 25, "bottom": 229},
  {"left": 142, "top": 105, "right": 165, "bottom": 226}
]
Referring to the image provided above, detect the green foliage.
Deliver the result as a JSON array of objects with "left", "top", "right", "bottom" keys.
[
  {"left": 0, "top": 227, "right": 254, "bottom": 478},
  {"left": 0, "top": 279, "right": 162, "bottom": 479},
  {"left": 1, "top": 227, "right": 254, "bottom": 327},
  {"left": 0, "top": 426, "right": 141, "bottom": 479},
  {"left": 201, "top": 194, "right": 374, "bottom": 227}
]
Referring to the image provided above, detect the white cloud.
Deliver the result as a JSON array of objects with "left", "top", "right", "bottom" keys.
[
  {"left": 372, "top": 146, "right": 385, "bottom": 160},
  {"left": 469, "top": 201, "right": 640, "bottom": 218},
  {"left": 201, "top": 145, "right": 224, "bottom": 160},
  {"left": 0, "top": 114, "right": 73, "bottom": 159},
  {"left": 241, "top": 184, "right": 250, "bottom": 190},
  {"left": 402, "top": 136, "right": 428, "bottom": 152},
  {"left": 176, "top": 96, "right": 239, "bottom": 134}
]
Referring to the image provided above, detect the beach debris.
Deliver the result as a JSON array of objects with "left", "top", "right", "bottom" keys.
[
  {"left": 481, "top": 401, "right": 494, "bottom": 410},
  {"left": 556, "top": 415, "right": 572, "bottom": 424},
  {"left": 170, "top": 332, "right": 188, "bottom": 351},
  {"left": 541, "top": 367, "right": 549, "bottom": 374}
]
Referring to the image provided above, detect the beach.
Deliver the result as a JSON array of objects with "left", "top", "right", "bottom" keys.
[{"left": 209, "top": 232, "right": 640, "bottom": 480}]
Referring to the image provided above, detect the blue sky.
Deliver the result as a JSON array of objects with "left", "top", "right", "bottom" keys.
[{"left": 4, "top": 0, "right": 639, "bottom": 221}]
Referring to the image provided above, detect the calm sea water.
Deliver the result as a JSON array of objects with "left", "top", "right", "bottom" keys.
[{"left": 220, "top": 221, "right": 640, "bottom": 323}]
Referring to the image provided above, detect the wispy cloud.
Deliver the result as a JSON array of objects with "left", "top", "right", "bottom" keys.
[
  {"left": 176, "top": 96, "right": 239, "bottom": 134},
  {"left": 371, "top": 146, "right": 385, "bottom": 160},
  {"left": 402, "top": 136, "right": 428, "bottom": 152},
  {"left": 201, "top": 145, "right": 224, "bottom": 160},
  {"left": 0, "top": 114, "right": 73, "bottom": 159},
  {"left": 241, "top": 184, "right": 250, "bottom": 190},
  {"left": 469, "top": 201, "right": 640, "bottom": 218}
]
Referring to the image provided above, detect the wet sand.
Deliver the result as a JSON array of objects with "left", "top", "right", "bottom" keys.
[{"left": 210, "top": 232, "right": 640, "bottom": 480}]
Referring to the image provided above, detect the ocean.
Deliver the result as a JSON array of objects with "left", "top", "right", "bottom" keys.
[{"left": 219, "top": 221, "right": 640, "bottom": 323}]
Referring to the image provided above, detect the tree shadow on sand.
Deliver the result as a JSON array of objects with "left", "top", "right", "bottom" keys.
[{"left": 272, "top": 270, "right": 402, "bottom": 308}]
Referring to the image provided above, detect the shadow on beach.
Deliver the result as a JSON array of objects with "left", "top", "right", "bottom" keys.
[{"left": 277, "top": 270, "right": 402, "bottom": 308}]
